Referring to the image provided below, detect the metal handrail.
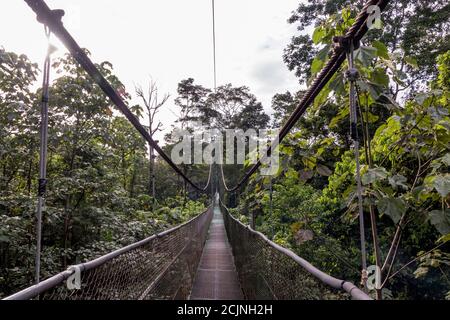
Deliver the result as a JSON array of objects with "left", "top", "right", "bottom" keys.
[
  {"left": 220, "top": 200, "right": 371, "bottom": 300},
  {"left": 4, "top": 207, "right": 212, "bottom": 300}
]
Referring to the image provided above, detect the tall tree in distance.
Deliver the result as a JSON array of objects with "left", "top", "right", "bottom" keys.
[
  {"left": 135, "top": 80, "right": 168, "bottom": 204},
  {"left": 209, "top": 84, "right": 269, "bottom": 130},
  {"left": 174, "top": 78, "right": 213, "bottom": 130}
]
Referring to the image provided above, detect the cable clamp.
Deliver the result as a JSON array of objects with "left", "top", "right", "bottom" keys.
[
  {"left": 332, "top": 36, "right": 360, "bottom": 53},
  {"left": 38, "top": 178, "right": 47, "bottom": 197},
  {"left": 345, "top": 68, "right": 360, "bottom": 82},
  {"left": 36, "top": 9, "right": 65, "bottom": 26},
  {"left": 66, "top": 265, "right": 81, "bottom": 290}
]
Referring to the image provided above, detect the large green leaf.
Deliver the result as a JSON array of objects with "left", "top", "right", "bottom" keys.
[
  {"left": 358, "top": 80, "right": 383, "bottom": 100},
  {"left": 433, "top": 175, "right": 450, "bottom": 197},
  {"left": 0, "top": 234, "right": 10, "bottom": 243},
  {"left": 377, "top": 197, "right": 406, "bottom": 224},
  {"left": 299, "top": 170, "right": 314, "bottom": 182},
  {"left": 316, "top": 44, "right": 331, "bottom": 61},
  {"left": 377, "top": 94, "right": 401, "bottom": 110},
  {"left": 442, "top": 153, "right": 450, "bottom": 166},
  {"left": 415, "top": 92, "right": 432, "bottom": 106},
  {"left": 355, "top": 46, "right": 378, "bottom": 67},
  {"left": 405, "top": 56, "right": 419, "bottom": 69},
  {"left": 362, "top": 167, "right": 388, "bottom": 185},
  {"left": 312, "top": 26, "right": 326, "bottom": 44},
  {"left": 284, "top": 168, "right": 299, "bottom": 180},
  {"left": 311, "top": 57, "right": 324, "bottom": 75},
  {"left": 316, "top": 164, "right": 332, "bottom": 177},
  {"left": 329, "top": 107, "right": 349, "bottom": 128},
  {"left": 388, "top": 174, "right": 409, "bottom": 190},
  {"left": 372, "top": 40, "right": 389, "bottom": 59},
  {"left": 429, "top": 209, "right": 450, "bottom": 235},
  {"left": 371, "top": 68, "right": 390, "bottom": 87},
  {"left": 342, "top": 7, "right": 352, "bottom": 24},
  {"left": 329, "top": 72, "right": 345, "bottom": 95}
]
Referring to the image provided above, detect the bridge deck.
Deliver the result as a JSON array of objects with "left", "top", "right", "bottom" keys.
[{"left": 190, "top": 206, "right": 244, "bottom": 300}]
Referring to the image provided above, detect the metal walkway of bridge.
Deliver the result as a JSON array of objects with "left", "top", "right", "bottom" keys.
[{"left": 190, "top": 206, "right": 243, "bottom": 300}]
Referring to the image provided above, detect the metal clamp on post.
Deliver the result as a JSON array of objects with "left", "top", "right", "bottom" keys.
[
  {"left": 345, "top": 67, "right": 360, "bottom": 82},
  {"left": 31, "top": 2, "right": 65, "bottom": 27},
  {"left": 332, "top": 35, "right": 360, "bottom": 53},
  {"left": 66, "top": 265, "right": 81, "bottom": 290},
  {"left": 345, "top": 66, "right": 360, "bottom": 142}
]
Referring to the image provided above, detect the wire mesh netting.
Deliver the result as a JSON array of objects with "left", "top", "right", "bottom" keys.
[
  {"left": 220, "top": 201, "right": 368, "bottom": 300},
  {"left": 6, "top": 208, "right": 213, "bottom": 300}
]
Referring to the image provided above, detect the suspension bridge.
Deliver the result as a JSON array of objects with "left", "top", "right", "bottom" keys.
[{"left": 3, "top": 0, "right": 390, "bottom": 300}]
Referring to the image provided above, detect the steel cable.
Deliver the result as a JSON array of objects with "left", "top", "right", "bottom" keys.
[
  {"left": 226, "top": 0, "right": 390, "bottom": 192},
  {"left": 23, "top": 0, "right": 212, "bottom": 192}
]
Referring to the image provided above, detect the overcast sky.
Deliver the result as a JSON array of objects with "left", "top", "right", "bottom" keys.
[{"left": 2, "top": 0, "right": 306, "bottom": 141}]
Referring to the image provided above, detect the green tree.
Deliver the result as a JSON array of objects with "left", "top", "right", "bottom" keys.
[{"left": 284, "top": 1, "right": 450, "bottom": 93}]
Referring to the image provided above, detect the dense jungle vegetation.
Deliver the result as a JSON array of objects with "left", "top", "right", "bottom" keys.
[{"left": 227, "top": 0, "right": 450, "bottom": 300}]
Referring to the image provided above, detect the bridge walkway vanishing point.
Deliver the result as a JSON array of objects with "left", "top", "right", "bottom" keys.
[
  {"left": 190, "top": 205, "right": 244, "bottom": 300},
  {"left": 12, "top": 0, "right": 392, "bottom": 302}
]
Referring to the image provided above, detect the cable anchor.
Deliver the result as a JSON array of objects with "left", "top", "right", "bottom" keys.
[
  {"left": 36, "top": 8, "right": 65, "bottom": 26},
  {"left": 345, "top": 68, "right": 360, "bottom": 83},
  {"left": 332, "top": 36, "right": 360, "bottom": 53}
]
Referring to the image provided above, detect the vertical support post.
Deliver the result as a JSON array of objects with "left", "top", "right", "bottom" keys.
[
  {"left": 360, "top": 85, "right": 384, "bottom": 300},
  {"left": 269, "top": 177, "right": 273, "bottom": 217},
  {"left": 211, "top": 0, "right": 217, "bottom": 91},
  {"left": 211, "top": 164, "right": 214, "bottom": 204},
  {"left": 211, "top": 0, "right": 217, "bottom": 208},
  {"left": 269, "top": 176, "right": 274, "bottom": 236},
  {"left": 35, "top": 27, "right": 52, "bottom": 286},
  {"left": 346, "top": 41, "right": 368, "bottom": 291}
]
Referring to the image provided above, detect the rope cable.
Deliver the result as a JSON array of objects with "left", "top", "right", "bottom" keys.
[
  {"left": 23, "top": 0, "right": 212, "bottom": 193},
  {"left": 220, "top": 0, "right": 390, "bottom": 192},
  {"left": 212, "top": 0, "right": 217, "bottom": 92},
  {"left": 219, "top": 163, "right": 232, "bottom": 192},
  {"left": 23, "top": 0, "right": 390, "bottom": 194}
]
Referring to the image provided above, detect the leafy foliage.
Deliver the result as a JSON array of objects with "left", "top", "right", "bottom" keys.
[
  {"left": 0, "top": 50, "right": 208, "bottom": 298},
  {"left": 235, "top": 4, "right": 450, "bottom": 300}
]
